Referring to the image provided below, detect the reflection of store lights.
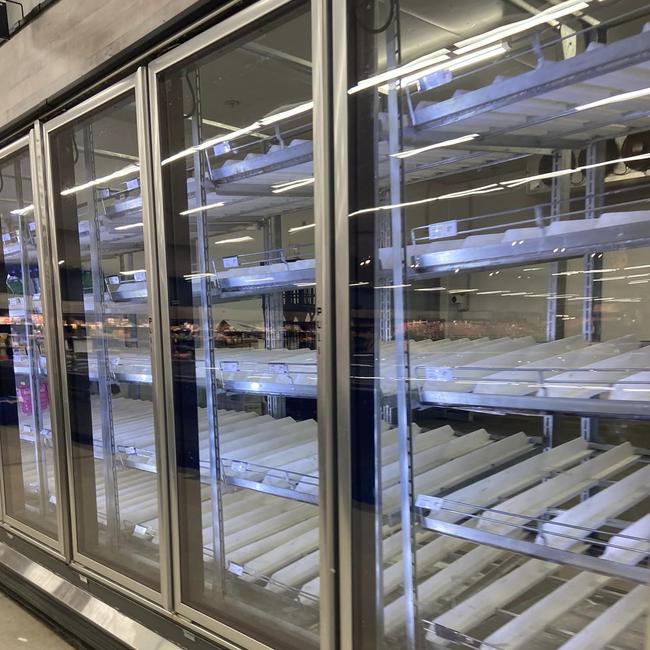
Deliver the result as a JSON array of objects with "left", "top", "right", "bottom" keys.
[
  {"left": 179, "top": 201, "right": 225, "bottom": 216},
  {"left": 289, "top": 223, "right": 315, "bottom": 233},
  {"left": 575, "top": 86, "right": 650, "bottom": 112},
  {"left": 60, "top": 164, "right": 139, "bottom": 196},
  {"left": 453, "top": 0, "right": 593, "bottom": 55},
  {"left": 392, "top": 134, "right": 479, "bottom": 159},
  {"left": 214, "top": 236, "right": 253, "bottom": 245},
  {"left": 162, "top": 101, "right": 313, "bottom": 166},
  {"left": 10, "top": 204, "right": 34, "bottom": 216},
  {"left": 120, "top": 269, "right": 146, "bottom": 276},
  {"left": 114, "top": 222, "right": 143, "bottom": 231},
  {"left": 272, "top": 178, "right": 314, "bottom": 194}
]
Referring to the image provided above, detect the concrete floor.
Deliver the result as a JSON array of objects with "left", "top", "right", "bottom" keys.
[{"left": 0, "top": 591, "right": 73, "bottom": 649}]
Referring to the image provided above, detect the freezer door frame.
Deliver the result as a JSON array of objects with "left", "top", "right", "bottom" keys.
[{"left": 43, "top": 71, "right": 171, "bottom": 606}]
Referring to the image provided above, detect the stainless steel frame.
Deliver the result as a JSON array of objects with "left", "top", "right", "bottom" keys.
[
  {"left": 148, "top": 0, "right": 326, "bottom": 647},
  {"left": 43, "top": 73, "right": 168, "bottom": 606},
  {"left": 330, "top": 2, "right": 353, "bottom": 649},
  {"left": 0, "top": 131, "right": 69, "bottom": 557}
]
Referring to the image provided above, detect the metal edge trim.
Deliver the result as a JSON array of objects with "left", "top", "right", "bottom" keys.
[
  {"left": 148, "top": 0, "right": 295, "bottom": 74},
  {"left": 0, "top": 519, "right": 65, "bottom": 560},
  {"left": 30, "top": 121, "right": 71, "bottom": 558},
  {"left": 0, "top": 542, "right": 178, "bottom": 650},
  {"left": 135, "top": 65, "right": 172, "bottom": 610},
  {"left": 331, "top": 1, "right": 352, "bottom": 649},
  {"left": 0, "top": 134, "right": 29, "bottom": 161},
  {"left": 43, "top": 76, "right": 137, "bottom": 135},
  {"left": 312, "top": 0, "right": 337, "bottom": 648}
]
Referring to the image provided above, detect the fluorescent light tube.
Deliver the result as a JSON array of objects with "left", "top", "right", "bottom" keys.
[
  {"left": 502, "top": 167, "right": 575, "bottom": 187},
  {"left": 114, "top": 222, "right": 144, "bottom": 231},
  {"left": 119, "top": 269, "right": 146, "bottom": 276},
  {"left": 272, "top": 178, "right": 314, "bottom": 194},
  {"left": 414, "top": 287, "right": 446, "bottom": 292},
  {"left": 61, "top": 164, "right": 140, "bottom": 196},
  {"left": 453, "top": 0, "right": 591, "bottom": 55},
  {"left": 289, "top": 223, "right": 315, "bottom": 233},
  {"left": 575, "top": 86, "right": 650, "bottom": 111},
  {"left": 179, "top": 201, "right": 225, "bottom": 216},
  {"left": 393, "top": 134, "right": 479, "bottom": 159},
  {"left": 348, "top": 50, "right": 450, "bottom": 94},
  {"left": 10, "top": 204, "right": 34, "bottom": 216},
  {"left": 214, "top": 236, "right": 253, "bottom": 245}
]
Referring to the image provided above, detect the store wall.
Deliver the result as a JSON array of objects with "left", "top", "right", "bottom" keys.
[{"left": 0, "top": 0, "right": 223, "bottom": 133}]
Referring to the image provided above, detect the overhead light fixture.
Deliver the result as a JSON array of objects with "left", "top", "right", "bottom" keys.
[
  {"left": 114, "top": 222, "right": 144, "bottom": 231},
  {"left": 119, "top": 269, "right": 147, "bottom": 276},
  {"left": 392, "top": 134, "right": 479, "bottom": 159},
  {"left": 60, "top": 164, "right": 140, "bottom": 196},
  {"left": 272, "top": 178, "right": 314, "bottom": 194},
  {"left": 453, "top": 0, "right": 592, "bottom": 55},
  {"left": 214, "top": 235, "right": 253, "bottom": 245},
  {"left": 415, "top": 287, "right": 446, "bottom": 292},
  {"left": 348, "top": 50, "right": 450, "bottom": 94},
  {"left": 179, "top": 201, "right": 225, "bottom": 216},
  {"left": 295, "top": 282, "right": 316, "bottom": 287},
  {"left": 575, "top": 86, "right": 650, "bottom": 112},
  {"left": 260, "top": 101, "right": 313, "bottom": 126},
  {"left": 448, "top": 288, "right": 478, "bottom": 294},
  {"left": 10, "top": 204, "right": 34, "bottom": 216},
  {"left": 289, "top": 223, "right": 315, "bottom": 233}
]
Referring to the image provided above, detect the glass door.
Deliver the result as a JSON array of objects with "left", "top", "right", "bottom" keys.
[
  {"left": 151, "top": 0, "right": 323, "bottom": 646},
  {"left": 337, "top": 0, "right": 650, "bottom": 648},
  {"left": 0, "top": 131, "right": 65, "bottom": 548},
  {"left": 45, "top": 74, "right": 166, "bottom": 597}
]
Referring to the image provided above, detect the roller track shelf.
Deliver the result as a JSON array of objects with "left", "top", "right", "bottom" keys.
[{"left": 407, "top": 212, "right": 650, "bottom": 279}]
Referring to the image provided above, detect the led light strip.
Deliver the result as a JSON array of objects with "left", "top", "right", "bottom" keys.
[{"left": 392, "top": 134, "right": 480, "bottom": 159}]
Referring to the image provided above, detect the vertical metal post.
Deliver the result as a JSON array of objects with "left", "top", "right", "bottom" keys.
[
  {"left": 189, "top": 68, "right": 225, "bottom": 589},
  {"left": 83, "top": 125, "right": 120, "bottom": 547},
  {"left": 582, "top": 141, "right": 606, "bottom": 445},
  {"left": 544, "top": 151, "right": 570, "bottom": 450},
  {"left": 263, "top": 215, "right": 286, "bottom": 418},
  {"left": 385, "top": 14, "right": 417, "bottom": 649}
]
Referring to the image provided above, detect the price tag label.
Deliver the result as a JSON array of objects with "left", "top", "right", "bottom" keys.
[
  {"left": 269, "top": 362, "right": 289, "bottom": 374},
  {"left": 415, "top": 495, "right": 444, "bottom": 512},
  {"left": 48, "top": 494, "right": 57, "bottom": 505},
  {"left": 22, "top": 424, "right": 32, "bottom": 434},
  {"left": 2, "top": 233, "right": 11, "bottom": 242},
  {"left": 107, "top": 275, "right": 120, "bottom": 285},
  {"left": 223, "top": 255, "right": 239, "bottom": 269},
  {"left": 134, "top": 271, "right": 146, "bottom": 282},
  {"left": 220, "top": 361, "right": 239, "bottom": 373},
  {"left": 29, "top": 222, "right": 36, "bottom": 232},
  {"left": 214, "top": 142, "right": 232, "bottom": 157},
  {"left": 228, "top": 562, "right": 244, "bottom": 576},
  {"left": 428, "top": 220, "right": 458, "bottom": 240},
  {"left": 133, "top": 524, "right": 149, "bottom": 538},
  {"left": 231, "top": 460, "right": 248, "bottom": 474},
  {"left": 125, "top": 178, "right": 140, "bottom": 191},
  {"left": 425, "top": 367, "right": 453, "bottom": 381},
  {"left": 9, "top": 297, "right": 20, "bottom": 307}
]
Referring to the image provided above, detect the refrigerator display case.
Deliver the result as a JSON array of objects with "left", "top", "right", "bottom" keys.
[
  {"left": 336, "top": 0, "right": 650, "bottom": 648},
  {"left": 45, "top": 74, "right": 167, "bottom": 595},
  {"left": 0, "top": 132, "right": 65, "bottom": 548},
  {"left": 150, "top": 1, "right": 323, "bottom": 647}
]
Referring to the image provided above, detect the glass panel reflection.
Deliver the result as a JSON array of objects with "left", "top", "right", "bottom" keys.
[
  {"left": 49, "top": 93, "right": 160, "bottom": 588},
  {"left": 0, "top": 145, "right": 58, "bottom": 538},
  {"left": 157, "top": 2, "right": 318, "bottom": 646},
  {"left": 346, "top": 0, "right": 650, "bottom": 648}
]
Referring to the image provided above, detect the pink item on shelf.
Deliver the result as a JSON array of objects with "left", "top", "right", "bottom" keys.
[{"left": 17, "top": 382, "right": 49, "bottom": 415}]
